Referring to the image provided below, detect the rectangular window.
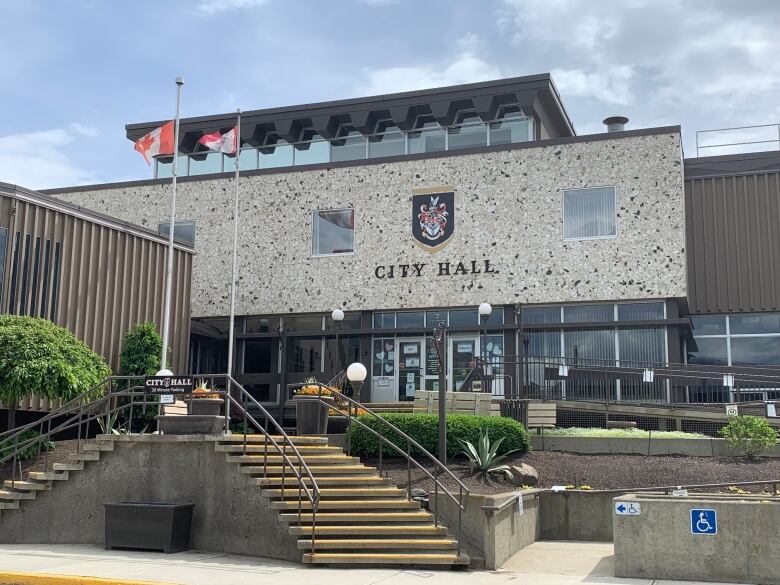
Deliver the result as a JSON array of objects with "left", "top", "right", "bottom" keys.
[
  {"left": 243, "top": 339, "right": 274, "bottom": 373},
  {"left": 158, "top": 220, "right": 196, "bottom": 246},
  {"left": 523, "top": 306, "right": 561, "bottom": 324},
  {"left": 373, "top": 312, "right": 396, "bottom": 329},
  {"left": 244, "top": 316, "right": 279, "bottom": 333},
  {"left": 565, "top": 328, "right": 615, "bottom": 362},
  {"left": 426, "top": 310, "right": 448, "bottom": 327},
  {"left": 729, "top": 314, "right": 780, "bottom": 335},
  {"left": 39, "top": 240, "right": 51, "bottom": 318},
  {"left": 288, "top": 337, "right": 322, "bottom": 373},
  {"left": 408, "top": 125, "right": 445, "bottom": 154},
  {"left": 449, "top": 308, "right": 478, "bottom": 327},
  {"left": 687, "top": 337, "right": 728, "bottom": 366},
  {"left": 50, "top": 242, "right": 61, "bottom": 321},
  {"left": 396, "top": 311, "right": 425, "bottom": 328},
  {"left": 19, "top": 234, "right": 32, "bottom": 315},
  {"left": 373, "top": 338, "right": 396, "bottom": 377},
  {"left": 617, "top": 302, "right": 665, "bottom": 321},
  {"left": 564, "top": 304, "right": 613, "bottom": 323},
  {"left": 294, "top": 135, "right": 330, "bottom": 166},
  {"left": 331, "top": 132, "right": 366, "bottom": 162},
  {"left": 29, "top": 237, "right": 41, "bottom": 316},
  {"left": 447, "top": 121, "right": 487, "bottom": 150},
  {"left": 730, "top": 337, "right": 780, "bottom": 366},
  {"left": 618, "top": 327, "right": 665, "bottom": 365},
  {"left": 0, "top": 227, "right": 7, "bottom": 301},
  {"left": 490, "top": 116, "right": 531, "bottom": 145},
  {"left": 312, "top": 209, "right": 354, "bottom": 256},
  {"left": 285, "top": 314, "right": 323, "bottom": 332},
  {"left": 691, "top": 315, "right": 727, "bottom": 335},
  {"left": 563, "top": 186, "right": 617, "bottom": 240}
]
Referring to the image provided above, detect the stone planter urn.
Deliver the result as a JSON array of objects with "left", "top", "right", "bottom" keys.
[
  {"left": 293, "top": 395, "right": 334, "bottom": 435},
  {"left": 190, "top": 398, "right": 222, "bottom": 416}
]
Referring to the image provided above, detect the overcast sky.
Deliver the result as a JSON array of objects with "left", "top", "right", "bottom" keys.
[{"left": 1, "top": 0, "right": 779, "bottom": 189}]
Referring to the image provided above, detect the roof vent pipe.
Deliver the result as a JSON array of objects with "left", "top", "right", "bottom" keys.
[{"left": 603, "top": 116, "right": 629, "bottom": 132}]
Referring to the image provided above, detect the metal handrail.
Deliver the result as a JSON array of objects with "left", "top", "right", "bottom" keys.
[{"left": 289, "top": 380, "right": 469, "bottom": 555}]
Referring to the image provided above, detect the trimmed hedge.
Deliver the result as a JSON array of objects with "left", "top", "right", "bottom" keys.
[{"left": 348, "top": 413, "right": 530, "bottom": 458}]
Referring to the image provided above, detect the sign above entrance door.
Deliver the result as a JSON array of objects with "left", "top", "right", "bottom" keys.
[{"left": 412, "top": 187, "right": 455, "bottom": 253}]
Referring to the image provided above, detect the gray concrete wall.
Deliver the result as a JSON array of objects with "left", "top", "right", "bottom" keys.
[
  {"left": 51, "top": 131, "right": 685, "bottom": 317},
  {"left": 431, "top": 490, "right": 540, "bottom": 570},
  {"left": 0, "top": 436, "right": 301, "bottom": 561},
  {"left": 530, "top": 435, "right": 780, "bottom": 457},
  {"left": 539, "top": 491, "right": 615, "bottom": 542},
  {"left": 614, "top": 493, "right": 780, "bottom": 584}
]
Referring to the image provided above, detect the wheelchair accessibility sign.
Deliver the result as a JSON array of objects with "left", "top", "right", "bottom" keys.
[{"left": 691, "top": 509, "right": 717, "bottom": 535}]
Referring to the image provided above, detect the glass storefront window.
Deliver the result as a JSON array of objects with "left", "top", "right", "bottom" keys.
[
  {"left": 449, "top": 308, "right": 478, "bottom": 327},
  {"left": 243, "top": 339, "right": 273, "bottom": 373},
  {"left": 259, "top": 141, "right": 294, "bottom": 168},
  {"left": 373, "top": 338, "right": 396, "bottom": 377},
  {"left": 426, "top": 310, "right": 447, "bottom": 327},
  {"left": 618, "top": 327, "right": 665, "bottom": 365},
  {"left": 565, "top": 328, "right": 616, "bottom": 363},
  {"left": 325, "top": 335, "right": 361, "bottom": 372},
  {"left": 331, "top": 132, "right": 366, "bottom": 162},
  {"left": 397, "top": 312, "right": 425, "bottom": 328},
  {"left": 373, "top": 312, "right": 396, "bottom": 329},
  {"left": 312, "top": 209, "right": 355, "bottom": 256},
  {"left": 294, "top": 135, "right": 329, "bottom": 166},
  {"left": 729, "top": 314, "right": 780, "bottom": 335},
  {"left": 523, "top": 306, "right": 561, "bottom": 324},
  {"left": 525, "top": 331, "right": 560, "bottom": 358},
  {"left": 288, "top": 337, "right": 322, "bottom": 373},
  {"left": 731, "top": 337, "right": 780, "bottom": 365},
  {"left": 687, "top": 337, "right": 728, "bottom": 365},
  {"left": 617, "top": 302, "right": 665, "bottom": 321},
  {"left": 197, "top": 339, "right": 228, "bottom": 374},
  {"left": 189, "top": 151, "right": 223, "bottom": 175},
  {"left": 285, "top": 315, "right": 323, "bottom": 332},
  {"left": 691, "top": 316, "right": 727, "bottom": 335},
  {"left": 245, "top": 317, "right": 279, "bottom": 333},
  {"left": 368, "top": 128, "right": 405, "bottom": 158},
  {"left": 564, "top": 304, "right": 614, "bottom": 323}
]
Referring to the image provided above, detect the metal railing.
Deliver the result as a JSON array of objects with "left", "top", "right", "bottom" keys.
[
  {"left": 0, "top": 375, "right": 323, "bottom": 552},
  {"left": 696, "top": 123, "right": 780, "bottom": 157},
  {"left": 288, "top": 380, "right": 470, "bottom": 555}
]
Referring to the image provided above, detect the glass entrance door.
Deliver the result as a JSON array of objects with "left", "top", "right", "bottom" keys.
[
  {"left": 397, "top": 339, "right": 423, "bottom": 401},
  {"left": 449, "top": 336, "right": 479, "bottom": 390}
]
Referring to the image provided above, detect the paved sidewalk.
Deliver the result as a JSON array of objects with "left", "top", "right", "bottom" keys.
[{"left": 0, "top": 542, "right": 743, "bottom": 585}]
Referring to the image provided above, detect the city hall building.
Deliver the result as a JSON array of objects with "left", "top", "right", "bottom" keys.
[{"left": 36, "top": 73, "right": 780, "bottom": 408}]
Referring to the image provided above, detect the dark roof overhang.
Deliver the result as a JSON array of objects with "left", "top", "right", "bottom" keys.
[{"left": 125, "top": 74, "right": 576, "bottom": 154}]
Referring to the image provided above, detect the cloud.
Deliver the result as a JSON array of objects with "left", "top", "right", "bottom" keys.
[
  {"left": 69, "top": 122, "right": 100, "bottom": 138},
  {"left": 0, "top": 126, "right": 99, "bottom": 189},
  {"left": 193, "top": 0, "right": 269, "bottom": 16},
  {"left": 551, "top": 65, "right": 634, "bottom": 106},
  {"left": 356, "top": 48, "right": 502, "bottom": 96}
]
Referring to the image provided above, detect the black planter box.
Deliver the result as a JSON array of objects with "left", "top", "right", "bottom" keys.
[{"left": 105, "top": 502, "right": 194, "bottom": 553}]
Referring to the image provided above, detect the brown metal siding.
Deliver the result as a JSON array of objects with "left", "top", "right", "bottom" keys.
[
  {"left": 0, "top": 191, "right": 193, "bottom": 374},
  {"left": 686, "top": 172, "right": 780, "bottom": 313}
]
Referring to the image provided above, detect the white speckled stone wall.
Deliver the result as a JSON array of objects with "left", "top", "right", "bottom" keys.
[{"left": 53, "top": 131, "right": 685, "bottom": 318}]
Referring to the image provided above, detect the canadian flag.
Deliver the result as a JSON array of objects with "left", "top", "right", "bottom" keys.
[
  {"left": 133, "top": 121, "right": 175, "bottom": 165},
  {"left": 198, "top": 126, "right": 238, "bottom": 155}
]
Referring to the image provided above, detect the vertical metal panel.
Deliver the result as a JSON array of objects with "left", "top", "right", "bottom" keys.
[
  {"left": 0, "top": 189, "right": 194, "bottom": 379},
  {"left": 686, "top": 172, "right": 780, "bottom": 313}
]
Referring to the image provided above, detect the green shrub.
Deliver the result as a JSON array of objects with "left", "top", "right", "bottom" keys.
[
  {"left": 0, "top": 429, "right": 54, "bottom": 461},
  {"left": 119, "top": 322, "right": 163, "bottom": 376},
  {"left": 0, "top": 315, "right": 110, "bottom": 406},
  {"left": 348, "top": 413, "right": 530, "bottom": 458},
  {"left": 719, "top": 415, "right": 778, "bottom": 459}
]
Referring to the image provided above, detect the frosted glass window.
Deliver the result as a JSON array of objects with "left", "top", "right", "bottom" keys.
[{"left": 563, "top": 187, "right": 616, "bottom": 239}]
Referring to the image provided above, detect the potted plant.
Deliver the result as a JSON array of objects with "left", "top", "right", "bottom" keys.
[
  {"left": 293, "top": 380, "right": 335, "bottom": 435},
  {"left": 189, "top": 383, "right": 223, "bottom": 416}
]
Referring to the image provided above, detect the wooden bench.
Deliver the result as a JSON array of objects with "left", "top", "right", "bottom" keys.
[
  {"left": 527, "top": 401, "right": 557, "bottom": 432},
  {"left": 413, "top": 390, "right": 492, "bottom": 416}
]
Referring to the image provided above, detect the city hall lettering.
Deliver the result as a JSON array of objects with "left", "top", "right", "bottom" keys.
[{"left": 374, "top": 259, "right": 497, "bottom": 279}]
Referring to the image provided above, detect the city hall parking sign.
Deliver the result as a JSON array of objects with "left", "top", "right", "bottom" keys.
[{"left": 412, "top": 189, "right": 455, "bottom": 253}]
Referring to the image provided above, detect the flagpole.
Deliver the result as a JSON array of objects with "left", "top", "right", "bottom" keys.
[
  {"left": 159, "top": 77, "right": 184, "bottom": 374},
  {"left": 226, "top": 109, "right": 241, "bottom": 406}
]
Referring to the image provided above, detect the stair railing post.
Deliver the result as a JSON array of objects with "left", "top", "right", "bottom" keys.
[
  {"left": 224, "top": 378, "right": 231, "bottom": 436},
  {"left": 281, "top": 440, "right": 286, "bottom": 501},
  {"left": 457, "top": 485, "right": 463, "bottom": 557},
  {"left": 263, "top": 414, "right": 268, "bottom": 476},
  {"left": 104, "top": 393, "right": 111, "bottom": 437},
  {"left": 434, "top": 463, "right": 439, "bottom": 526},
  {"left": 379, "top": 434, "right": 383, "bottom": 478},
  {"left": 242, "top": 389, "right": 248, "bottom": 456},
  {"left": 311, "top": 504, "right": 317, "bottom": 556},
  {"left": 346, "top": 401, "right": 352, "bottom": 456},
  {"left": 76, "top": 401, "right": 83, "bottom": 454},
  {"left": 298, "top": 456, "right": 303, "bottom": 527},
  {"left": 406, "top": 440, "right": 412, "bottom": 500},
  {"left": 47, "top": 417, "right": 52, "bottom": 473}
]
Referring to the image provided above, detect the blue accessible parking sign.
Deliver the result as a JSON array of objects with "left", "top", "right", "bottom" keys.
[{"left": 690, "top": 509, "right": 717, "bottom": 535}]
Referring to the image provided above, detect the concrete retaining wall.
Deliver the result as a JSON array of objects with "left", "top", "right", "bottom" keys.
[
  {"left": 0, "top": 436, "right": 301, "bottom": 561},
  {"left": 530, "top": 435, "right": 780, "bottom": 457},
  {"left": 539, "top": 491, "right": 615, "bottom": 541},
  {"left": 430, "top": 490, "right": 540, "bottom": 569},
  {"left": 614, "top": 493, "right": 780, "bottom": 584}
]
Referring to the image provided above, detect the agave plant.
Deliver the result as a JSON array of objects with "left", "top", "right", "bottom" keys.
[{"left": 458, "top": 430, "right": 518, "bottom": 483}]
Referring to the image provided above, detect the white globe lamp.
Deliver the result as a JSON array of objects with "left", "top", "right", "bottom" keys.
[
  {"left": 331, "top": 309, "right": 344, "bottom": 322},
  {"left": 478, "top": 302, "right": 493, "bottom": 319},
  {"left": 347, "top": 362, "right": 367, "bottom": 399}
]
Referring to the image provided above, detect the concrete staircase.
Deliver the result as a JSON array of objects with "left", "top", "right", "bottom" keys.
[
  {"left": 217, "top": 435, "right": 468, "bottom": 567},
  {"left": 1, "top": 434, "right": 467, "bottom": 567}
]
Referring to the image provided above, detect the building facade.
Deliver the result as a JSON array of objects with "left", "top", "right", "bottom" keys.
[{"left": 41, "top": 74, "right": 780, "bottom": 407}]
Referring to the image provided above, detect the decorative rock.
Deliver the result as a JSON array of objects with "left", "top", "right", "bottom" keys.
[{"left": 508, "top": 463, "right": 539, "bottom": 487}]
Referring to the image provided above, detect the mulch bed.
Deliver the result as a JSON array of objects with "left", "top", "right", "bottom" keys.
[
  {"left": 0, "top": 440, "right": 79, "bottom": 483},
  {"left": 369, "top": 451, "right": 780, "bottom": 495}
]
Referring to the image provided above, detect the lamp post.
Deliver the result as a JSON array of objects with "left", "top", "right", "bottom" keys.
[
  {"left": 432, "top": 322, "right": 447, "bottom": 465},
  {"left": 331, "top": 309, "right": 344, "bottom": 378},
  {"left": 478, "top": 303, "right": 492, "bottom": 385},
  {"left": 346, "top": 362, "right": 367, "bottom": 401}
]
